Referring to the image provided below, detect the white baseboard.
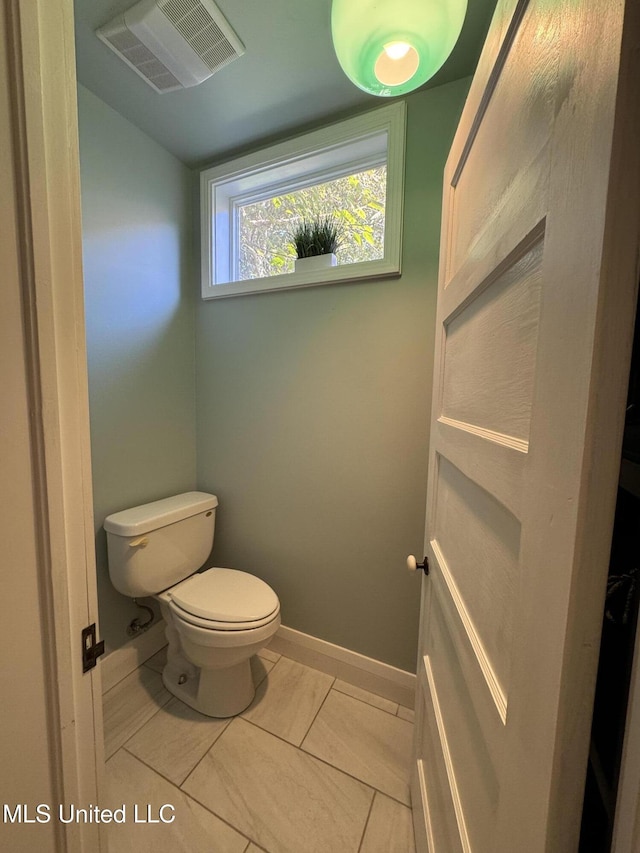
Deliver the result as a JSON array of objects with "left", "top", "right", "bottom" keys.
[
  {"left": 101, "top": 620, "right": 416, "bottom": 710},
  {"left": 101, "top": 620, "right": 167, "bottom": 693},
  {"left": 269, "top": 625, "right": 416, "bottom": 709}
]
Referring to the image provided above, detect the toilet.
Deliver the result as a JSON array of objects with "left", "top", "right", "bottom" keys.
[{"left": 104, "top": 491, "right": 280, "bottom": 718}]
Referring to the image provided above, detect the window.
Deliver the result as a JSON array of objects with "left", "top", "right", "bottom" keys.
[
  {"left": 236, "top": 165, "right": 387, "bottom": 280},
  {"left": 200, "top": 102, "right": 406, "bottom": 299}
]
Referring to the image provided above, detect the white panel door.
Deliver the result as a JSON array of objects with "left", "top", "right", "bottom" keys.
[{"left": 411, "top": 0, "right": 640, "bottom": 850}]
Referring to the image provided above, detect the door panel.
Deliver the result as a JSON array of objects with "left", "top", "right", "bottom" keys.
[
  {"left": 447, "top": 15, "right": 555, "bottom": 279},
  {"left": 433, "top": 455, "right": 520, "bottom": 704},
  {"left": 441, "top": 238, "right": 543, "bottom": 443},
  {"left": 415, "top": 681, "right": 465, "bottom": 853},
  {"left": 412, "top": 0, "right": 640, "bottom": 849}
]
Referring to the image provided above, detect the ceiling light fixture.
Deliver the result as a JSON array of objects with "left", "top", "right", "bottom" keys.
[{"left": 331, "top": 0, "right": 468, "bottom": 97}]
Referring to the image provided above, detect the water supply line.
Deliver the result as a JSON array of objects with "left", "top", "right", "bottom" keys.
[{"left": 127, "top": 599, "right": 155, "bottom": 637}]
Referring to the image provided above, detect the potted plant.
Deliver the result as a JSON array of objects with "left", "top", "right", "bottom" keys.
[{"left": 289, "top": 215, "right": 343, "bottom": 273}]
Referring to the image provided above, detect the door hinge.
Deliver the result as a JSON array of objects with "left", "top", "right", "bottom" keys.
[{"left": 82, "top": 623, "right": 105, "bottom": 673}]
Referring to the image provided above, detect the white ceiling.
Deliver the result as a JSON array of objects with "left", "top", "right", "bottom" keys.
[{"left": 74, "top": 0, "right": 496, "bottom": 168}]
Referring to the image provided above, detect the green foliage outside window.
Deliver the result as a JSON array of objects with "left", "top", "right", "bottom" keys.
[{"left": 237, "top": 165, "right": 387, "bottom": 280}]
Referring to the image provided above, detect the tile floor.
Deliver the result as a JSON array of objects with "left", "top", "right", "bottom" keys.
[{"left": 103, "top": 645, "right": 417, "bottom": 853}]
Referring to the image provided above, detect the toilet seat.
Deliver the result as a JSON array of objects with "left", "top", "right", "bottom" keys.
[
  {"left": 162, "top": 567, "right": 280, "bottom": 632},
  {"left": 169, "top": 601, "right": 280, "bottom": 632}
]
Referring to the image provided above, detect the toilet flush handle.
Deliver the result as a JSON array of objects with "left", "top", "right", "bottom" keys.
[{"left": 129, "top": 536, "right": 149, "bottom": 548}]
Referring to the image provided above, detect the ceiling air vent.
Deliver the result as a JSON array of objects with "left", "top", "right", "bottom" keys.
[{"left": 96, "top": 0, "right": 245, "bottom": 94}]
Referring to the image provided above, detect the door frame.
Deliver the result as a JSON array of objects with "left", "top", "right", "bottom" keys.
[
  {"left": 4, "top": 1, "right": 105, "bottom": 850},
  {"left": 581, "top": 0, "right": 640, "bottom": 846},
  {"left": 613, "top": 615, "right": 640, "bottom": 851}
]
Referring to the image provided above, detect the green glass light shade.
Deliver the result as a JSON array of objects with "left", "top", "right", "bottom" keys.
[{"left": 331, "top": 0, "right": 468, "bottom": 97}]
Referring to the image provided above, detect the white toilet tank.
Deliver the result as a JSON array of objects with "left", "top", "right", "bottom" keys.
[{"left": 104, "top": 491, "right": 218, "bottom": 597}]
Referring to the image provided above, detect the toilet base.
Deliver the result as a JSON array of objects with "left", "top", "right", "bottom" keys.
[
  {"left": 157, "top": 598, "right": 279, "bottom": 718},
  {"left": 162, "top": 656, "right": 256, "bottom": 718}
]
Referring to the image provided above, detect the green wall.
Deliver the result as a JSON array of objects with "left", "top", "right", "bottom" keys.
[
  {"left": 79, "top": 78, "right": 468, "bottom": 668},
  {"left": 78, "top": 85, "right": 197, "bottom": 653},
  {"left": 195, "top": 78, "right": 469, "bottom": 671}
]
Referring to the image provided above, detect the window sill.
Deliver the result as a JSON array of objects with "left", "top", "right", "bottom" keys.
[{"left": 201, "top": 257, "right": 401, "bottom": 300}]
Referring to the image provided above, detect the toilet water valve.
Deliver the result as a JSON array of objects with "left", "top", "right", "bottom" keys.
[{"left": 127, "top": 599, "right": 155, "bottom": 637}]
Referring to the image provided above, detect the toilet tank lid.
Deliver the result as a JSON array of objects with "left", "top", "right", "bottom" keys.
[{"left": 104, "top": 491, "right": 218, "bottom": 537}]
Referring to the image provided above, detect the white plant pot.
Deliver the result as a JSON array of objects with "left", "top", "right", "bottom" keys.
[{"left": 294, "top": 253, "right": 337, "bottom": 273}]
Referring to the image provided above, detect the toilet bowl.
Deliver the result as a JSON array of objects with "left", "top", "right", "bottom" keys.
[
  {"left": 157, "top": 567, "right": 280, "bottom": 716},
  {"left": 104, "top": 492, "right": 281, "bottom": 717}
]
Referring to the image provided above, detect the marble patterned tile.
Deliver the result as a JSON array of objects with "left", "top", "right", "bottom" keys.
[
  {"left": 397, "top": 705, "right": 415, "bottom": 723},
  {"left": 103, "top": 667, "right": 171, "bottom": 759},
  {"left": 106, "top": 749, "right": 248, "bottom": 853},
  {"left": 125, "top": 696, "right": 231, "bottom": 785},
  {"left": 360, "top": 792, "right": 416, "bottom": 853},
  {"left": 301, "top": 690, "right": 413, "bottom": 805},
  {"left": 182, "top": 718, "right": 373, "bottom": 853},
  {"left": 241, "top": 657, "right": 333, "bottom": 746},
  {"left": 332, "top": 679, "right": 399, "bottom": 715}
]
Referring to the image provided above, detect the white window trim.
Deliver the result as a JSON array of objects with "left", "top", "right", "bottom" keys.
[{"left": 200, "top": 102, "right": 406, "bottom": 299}]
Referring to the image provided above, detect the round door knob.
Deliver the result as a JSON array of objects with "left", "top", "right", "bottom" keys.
[{"left": 407, "top": 555, "right": 429, "bottom": 574}]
